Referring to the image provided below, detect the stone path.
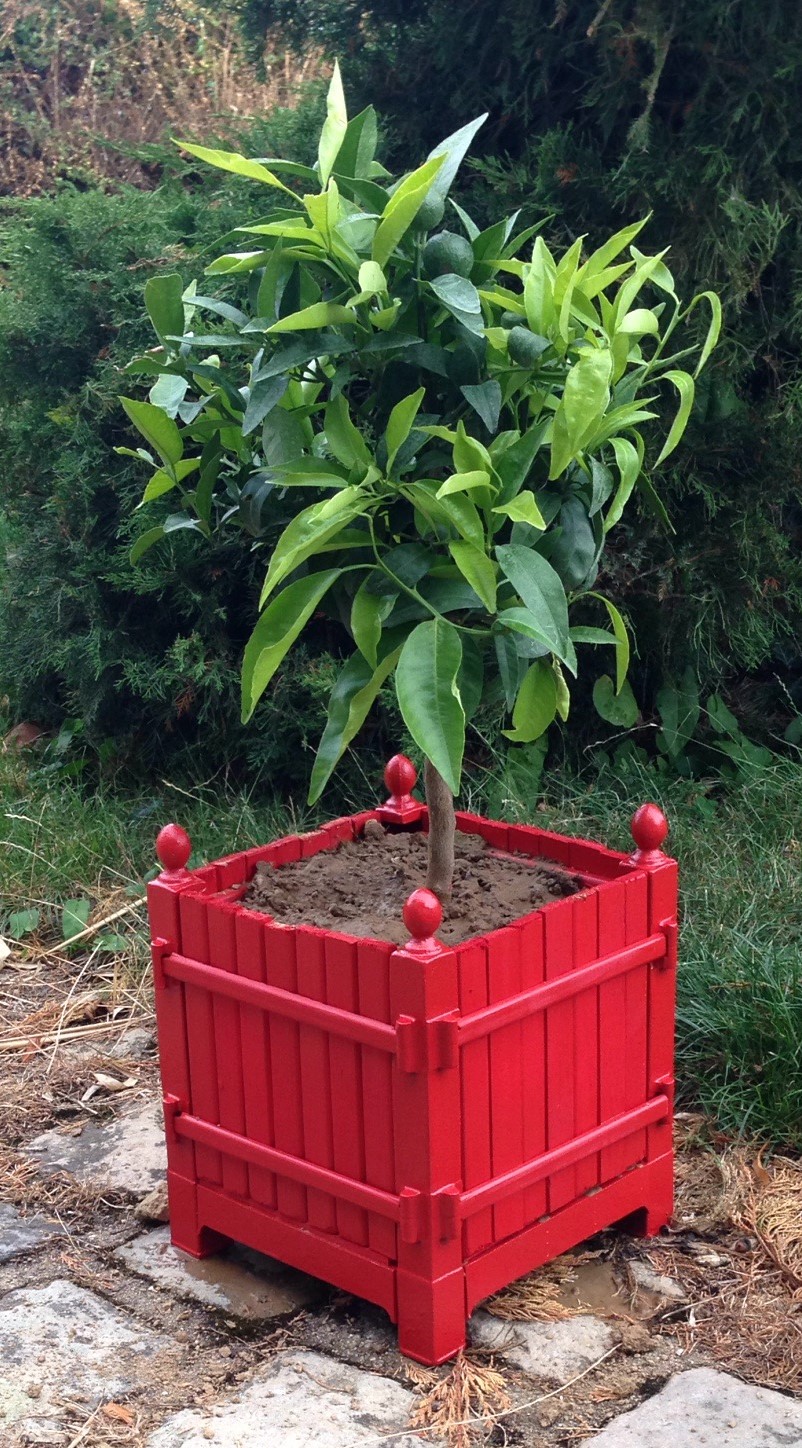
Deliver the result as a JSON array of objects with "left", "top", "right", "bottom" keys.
[{"left": 3, "top": 1094, "right": 799, "bottom": 1446}]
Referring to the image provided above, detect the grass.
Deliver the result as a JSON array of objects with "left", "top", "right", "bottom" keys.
[{"left": 1, "top": 738, "right": 800, "bottom": 1150}]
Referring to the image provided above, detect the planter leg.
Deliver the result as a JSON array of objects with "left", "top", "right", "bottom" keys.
[
  {"left": 166, "top": 1171, "right": 227, "bottom": 1258},
  {"left": 396, "top": 1267, "right": 467, "bottom": 1366},
  {"left": 618, "top": 1152, "right": 674, "bottom": 1239}
]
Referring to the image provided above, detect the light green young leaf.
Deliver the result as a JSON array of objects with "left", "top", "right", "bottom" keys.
[
  {"left": 242, "top": 570, "right": 339, "bottom": 721},
  {"left": 584, "top": 591, "right": 630, "bottom": 692},
  {"left": 325, "top": 394, "right": 374, "bottom": 470},
  {"left": 604, "top": 435, "right": 642, "bottom": 531},
  {"left": 437, "top": 470, "right": 491, "bottom": 499},
  {"left": 259, "top": 486, "right": 365, "bottom": 604},
  {"left": 140, "top": 458, "right": 199, "bottom": 506},
  {"left": 308, "top": 641, "right": 402, "bottom": 803},
  {"left": 386, "top": 387, "right": 425, "bottom": 471},
  {"left": 175, "top": 140, "right": 295, "bottom": 195},
  {"left": 121, "top": 398, "right": 183, "bottom": 468},
  {"left": 423, "top": 114, "right": 488, "bottom": 209},
  {"left": 268, "top": 302, "right": 358, "bottom": 333},
  {"left": 448, "top": 540, "right": 497, "bottom": 612},
  {"left": 524, "top": 236, "right": 557, "bottom": 336},
  {"left": 318, "top": 61, "right": 348, "bottom": 186},
  {"left": 372, "top": 154, "right": 446, "bottom": 266},
  {"left": 578, "top": 218, "right": 649, "bottom": 281},
  {"left": 492, "top": 491, "right": 546, "bottom": 528},
  {"left": 553, "top": 659, "right": 570, "bottom": 720},
  {"left": 357, "top": 259, "right": 387, "bottom": 295},
  {"left": 655, "top": 369, "right": 695, "bottom": 465},
  {"left": 683, "top": 290, "right": 722, "bottom": 376},
  {"left": 503, "top": 658, "right": 557, "bottom": 742},
  {"left": 395, "top": 619, "right": 465, "bottom": 794},
  {"left": 549, "top": 347, "right": 612, "bottom": 477}
]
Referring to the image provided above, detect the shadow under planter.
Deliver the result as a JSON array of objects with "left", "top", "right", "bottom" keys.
[{"left": 147, "top": 757, "right": 678, "bottom": 1366}]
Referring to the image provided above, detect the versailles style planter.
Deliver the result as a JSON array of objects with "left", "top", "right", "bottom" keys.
[{"left": 147, "top": 757, "right": 678, "bottom": 1365}]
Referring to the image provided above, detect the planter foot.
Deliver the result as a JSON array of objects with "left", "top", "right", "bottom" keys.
[
  {"left": 166, "top": 1170, "right": 228, "bottom": 1258},
  {"left": 396, "top": 1267, "right": 467, "bottom": 1366}
]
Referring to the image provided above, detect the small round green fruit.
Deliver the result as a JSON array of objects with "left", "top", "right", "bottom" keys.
[
  {"left": 414, "top": 194, "right": 446, "bottom": 231},
  {"left": 507, "top": 326, "right": 549, "bottom": 366},
  {"left": 422, "top": 230, "right": 475, "bottom": 279}
]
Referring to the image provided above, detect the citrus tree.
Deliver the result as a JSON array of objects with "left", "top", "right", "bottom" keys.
[{"left": 122, "top": 65, "right": 720, "bottom": 902}]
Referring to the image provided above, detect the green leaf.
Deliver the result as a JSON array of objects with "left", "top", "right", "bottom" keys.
[
  {"left": 175, "top": 140, "right": 295, "bottom": 195},
  {"left": 657, "top": 667, "right": 700, "bottom": 758},
  {"left": 655, "top": 369, "right": 695, "bottom": 465},
  {"left": 372, "top": 153, "right": 446, "bottom": 266},
  {"left": 268, "top": 302, "right": 359, "bottom": 333},
  {"left": 145, "top": 273, "right": 185, "bottom": 345},
  {"left": 495, "top": 632, "right": 520, "bottom": 710},
  {"left": 503, "top": 658, "right": 557, "bottom": 742},
  {"left": 7, "top": 908, "right": 40, "bottom": 940},
  {"left": 593, "top": 674, "right": 639, "bottom": 727},
  {"left": 578, "top": 218, "right": 648, "bottom": 282},
  {"left": 260, "top": 486, "right": 365, "bottom": 604},
  {"left": 130, "top": 525, "right": 166, "bottom": 564},
  {"left": 325, "top": 394, "right": 374, "bottom": 470},
  {"left": 423, "top": 114, "right": 487, "bottom": 209},
  {"left": 242, "top": 570, "right": 339, "bottom": 721},
  {"left": 121, "top": 398, "right": 183, "bottom": 468},
  {"left": 461, "top": 380, "right": 501, "bottom": 432},
  {"left": 492, "top": 491, "right": 546, "bottom": 528},
  {"left": 386, "top": 387, "right": 425, "bottom": 471},
  {"left": 62, "top": 897, "right": 91, "bottom": 944},
  {"left": 448, "top": 540, "right": 496, "bottom": 612},
  {"left": 242, "top": 376, "right": 288, "bottom": 436},
  {"left": 351, "top": 575, "right": 395, "bottom": 666},
  {"left": 318, "top": 61, "right": 348, "bottom": 185},
  {"left": 308, "top": 640, "right": 402, "bottom": 803},
  {"left": 430, "top": 272, "right": 484, "bottom": 334},
  {"left": 495, "top": 544, "right": 574, "bottom": 670},
  {"left": 395, "top": 619, "right": 465, "bottom": 794},
  {"left": 584, "top": 592, "right": 630, "bottom": 692},
  {"left": 334, "top": 105, "right": 379, "bottom": 179}
]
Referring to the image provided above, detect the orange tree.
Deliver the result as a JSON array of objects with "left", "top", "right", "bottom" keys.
[{"left": 122, "top": 66, "right": 719, "bottom": 900}]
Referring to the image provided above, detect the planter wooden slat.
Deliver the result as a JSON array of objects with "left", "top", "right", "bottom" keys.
[{"left": 148, "top": 771, "right": 677, "bottom": 1365}]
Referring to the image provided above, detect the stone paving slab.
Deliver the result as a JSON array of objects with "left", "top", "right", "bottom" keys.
[
  {"left": 471, "top": 1309, "right": 615, "bottom": 1382},
  {"left": 587, "top": 1367, "right": 802, "bottom": 1446},
  {"left": 0, "top": 1202, "right": 62, "bottom": 1263},
  {"left": 147, "top": 1348, "right": 419, "bottom": 1447},
  {"left": 25, "top": 1098, "right": 165, "bottom": 1195},
  {"left": 115, "top": 1226, "right": 323, "bottom": 1318},
  {"left": 0, "top": 1279, "right": 173, "bottom": 1444}
]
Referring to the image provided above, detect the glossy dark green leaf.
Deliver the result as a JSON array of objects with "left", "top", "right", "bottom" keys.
[{"left": 395, "top": 619, "right": 465, "bottom": 794}]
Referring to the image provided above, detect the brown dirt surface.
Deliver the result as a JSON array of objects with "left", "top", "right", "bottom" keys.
[{"left": 242, "top": 825, "right": 583, "bottom": 945}]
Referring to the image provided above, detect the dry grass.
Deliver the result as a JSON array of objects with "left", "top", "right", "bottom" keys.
[
  {"left": 0, "top": 0, "right": 322, "bottom": 194},
  {"left": 408, "top": 1353, "right": 512, "bottom": 1448},
  {"left": 483, "top": 1258, "right": 576, "bottom": 1322}
]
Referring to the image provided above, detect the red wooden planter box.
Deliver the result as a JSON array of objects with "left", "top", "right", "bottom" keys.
[{"left": 147, "top": 759, "right": 677, "bottom": 1365}]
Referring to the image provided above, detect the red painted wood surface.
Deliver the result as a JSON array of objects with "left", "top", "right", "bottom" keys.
[{"left": 149, "top": 787, "right": 677, "bottom": 1366}]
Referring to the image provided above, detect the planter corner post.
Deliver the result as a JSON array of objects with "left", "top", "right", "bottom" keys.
[{"left": 390, "top": 888, "right": 465, "bottom": 1364}]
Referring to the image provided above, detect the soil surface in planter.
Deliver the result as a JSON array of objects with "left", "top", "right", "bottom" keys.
[{"left": 242, "top": 824, "right": 582, "bottom": 945}]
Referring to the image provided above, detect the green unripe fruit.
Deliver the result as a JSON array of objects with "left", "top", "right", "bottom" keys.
[
  {"left": 500, "top": 310, "right": 524, "bottom": 329},
  {"left": 422, "top": 230, "right": 475, "bottom": 279},
  {"left": 414, "top": 194, "right": 446, "bottom": 231},
  {"left": 507, "top": 326, "right": 550, "bottom": 366}
]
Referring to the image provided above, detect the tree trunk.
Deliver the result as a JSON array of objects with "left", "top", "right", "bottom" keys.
[{"left": 424, "top": 758, "right": 455, "bottom": 905}]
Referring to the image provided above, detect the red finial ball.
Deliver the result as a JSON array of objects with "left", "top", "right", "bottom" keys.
[
  {"left": 403, "top": 887, "right": 443, "bottom": 944},
  {"left": 631, "top": 803, "right": 668, "bottom": 859},
  {"left": 384, "top": 753, "right": 418, "bottom": 799},
  {"left": 156, "top": 823, "right": 192, "bottom": 875}
]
